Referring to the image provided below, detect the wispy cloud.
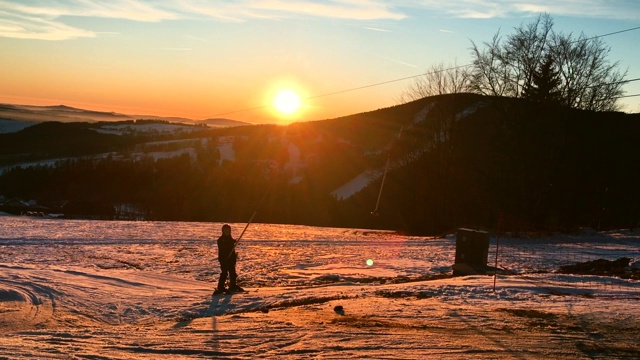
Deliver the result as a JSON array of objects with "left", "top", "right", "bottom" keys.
[
  {"left": 0, "top": 8, "right": 94, "bottom": 40},
  {"left": 250, "top": 0, "right": 405, "bottom": 20},
  {"left": 0, "top": 0, "right": 176, "bottom": 40},
  {"left": 146, "top": 47, "right": 193, "bottom": 51},
  {"left": 1, "top": 1, "right": 637, "bottom": 41},
  {"left": 408, "top": 0, "right": 640, "bottom": 20},
  {"left": 511, "top": 0, "right": 640, "bottom": 19},
  {"left": 0, "top": 0, "right": 405, "bottom": 40},
  {"left": 375, "top": 55, "right": 418, "bottom": 68},
  {"left": 364, "top": 26, "right": 392, "bottom": 32},
  {"left": 2, "top": 1, "right": 177, "bottom": 22}
]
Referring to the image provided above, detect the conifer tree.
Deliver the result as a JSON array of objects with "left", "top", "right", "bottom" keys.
[{"left": 522, "top": 54, "right": 562, "bottom": 105}]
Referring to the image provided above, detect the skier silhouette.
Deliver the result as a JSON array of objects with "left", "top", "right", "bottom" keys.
[{"left": 214, "top": 224, "right": 244, "bottom": 295}]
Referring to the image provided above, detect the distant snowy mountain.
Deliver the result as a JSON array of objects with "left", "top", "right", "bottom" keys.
[{"left": 0, "top": 103, "right": 248, "bottom": 133}]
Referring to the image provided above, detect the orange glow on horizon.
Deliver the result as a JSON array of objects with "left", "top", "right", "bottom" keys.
[{"left": 0, "top": 72, "right": 400, "bottom": 125}]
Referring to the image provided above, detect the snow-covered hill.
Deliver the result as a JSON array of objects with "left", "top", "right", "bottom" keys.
[{"left": 0, "top": 217, "right": 638, "bottom": 358}]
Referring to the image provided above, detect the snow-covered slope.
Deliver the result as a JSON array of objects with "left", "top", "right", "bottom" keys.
[
  {"left": 1, "top": 217, "right": 638, "bottom": 358},
  {"left": 331, "top": 100, "right": 487, "bottom": 201}
]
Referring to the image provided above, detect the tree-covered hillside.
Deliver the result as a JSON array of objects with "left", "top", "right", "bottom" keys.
[{"left": 1, "top": 94, "right": 638, "bottom": 235}]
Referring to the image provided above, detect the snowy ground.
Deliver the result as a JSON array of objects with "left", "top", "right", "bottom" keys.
[{"left": 0, "top": 215, "right": 638, "bottom": 359}]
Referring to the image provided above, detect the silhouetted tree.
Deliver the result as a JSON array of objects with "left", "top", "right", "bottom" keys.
[
  {"left": 397, "top": 61, "right": 470, "bottom": 103},
  {"left": 522, "top": 54, "right": 562, "bottom": 105},
  {"left": 468, "top": 13, "right": 627, "bottom": 111}
]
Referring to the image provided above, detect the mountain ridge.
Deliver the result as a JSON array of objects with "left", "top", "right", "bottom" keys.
[
  {"left": 0, "top": 103, "right": 249, "bottom": 133},
  {"left": 1, "top": 93, "right": 638, "bottom": 234}
]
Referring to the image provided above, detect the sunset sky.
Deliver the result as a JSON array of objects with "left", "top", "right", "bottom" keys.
[{"left": 1, "top": 1, "right": 639, "bottom": 124}]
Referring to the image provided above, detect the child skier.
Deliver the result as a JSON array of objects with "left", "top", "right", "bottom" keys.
[{"left": 214, "top": 224, "right": 245, "bottom": 295}]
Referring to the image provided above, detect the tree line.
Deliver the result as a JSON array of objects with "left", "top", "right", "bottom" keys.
[
  {"left": 343, "top": 95, "right": 640, "bottom": 234},
  {"left": 1, "top": 94, "right": 638, "bottom": 234}
]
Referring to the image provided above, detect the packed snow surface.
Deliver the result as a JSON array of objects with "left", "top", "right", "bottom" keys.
[{"left": 0, "top": 215, "right": 638, "bottom": 359}]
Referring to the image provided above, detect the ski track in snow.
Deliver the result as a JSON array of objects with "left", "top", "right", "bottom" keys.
[
  {"left": 332, "top": 100, "right": 479, "bottom": 201},
  {"left": 0, "top": 216, "right": 639, "bottom": 359}
]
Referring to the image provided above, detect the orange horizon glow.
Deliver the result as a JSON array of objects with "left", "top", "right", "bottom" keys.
[
  {"left": 0, "top": 75, "right": 399, "bottom": 125},
  {"left": 2, "top": 2, "right": 638, "bottom": 124}
]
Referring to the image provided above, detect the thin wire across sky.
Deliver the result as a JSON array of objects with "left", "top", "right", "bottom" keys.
[{"left": 210, "top": 26, "right": 640, "bottom": 118}]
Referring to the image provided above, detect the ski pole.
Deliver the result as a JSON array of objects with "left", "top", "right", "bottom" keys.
[
  {"left": 227, "top": 180, "right": 273, "bottom": 259},
  {"left": 236, "top": 209, "right": 257, "bottom": 243}
]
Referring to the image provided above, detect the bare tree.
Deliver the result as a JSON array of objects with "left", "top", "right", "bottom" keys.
[
  {"left": 549, "top": 33, "right": 627, "bottom": 111},
  {"left": 504, "top": 14, "right": 554, "bottom": 96},
  {"left": 467, "top": 33, "right": 512, "bottom": 97},
  {"left": 397, "top": 61, "right": 470, "bottom": 103},
  {"left": 468, "top": 14, "right": 554, "bottom": 98},
  {"left": 468, "top": 13, "right": 627, "bottom": 111}
]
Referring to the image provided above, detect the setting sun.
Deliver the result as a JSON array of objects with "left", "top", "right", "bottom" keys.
[{"left": 273, "top": 89, "right": 302, "bottom": 116}]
